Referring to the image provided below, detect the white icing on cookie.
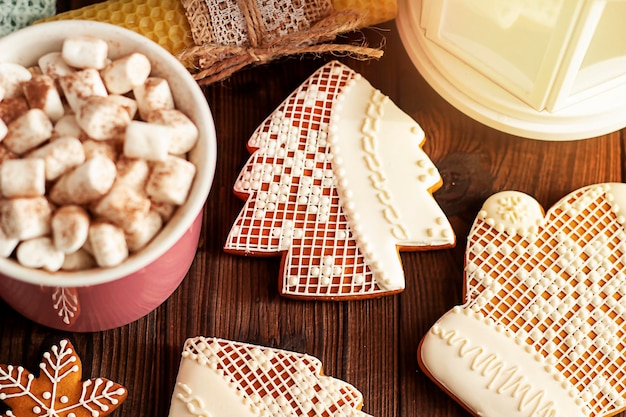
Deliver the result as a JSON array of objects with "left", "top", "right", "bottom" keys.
[
  {"left": 420, "top": 308, "right": 588, "bottom": 417},
  {"left": 478, "top": 190, "right": 544, "bottom": 236},
  {"left": 168, "top": 337, "right": 371, "bottom": 417},
  {"left": 225, "top": 61, "right": 454, "bottom": 297},
  {"left": 606, "top": 183, "right": 626, "bottom": 225},
  {"left": 330, "top": 75, "right": 454, "bottom": 290},
  {"left": 170, "top": 371, "right": 253, "bottom": 417},
  {"left": 423, "top": 183, "right": 626, "bottom": 416}
]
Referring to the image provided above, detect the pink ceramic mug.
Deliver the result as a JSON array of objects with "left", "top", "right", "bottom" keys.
[{"left": 0, "top": 21, "right": 216, "bottom": 332}]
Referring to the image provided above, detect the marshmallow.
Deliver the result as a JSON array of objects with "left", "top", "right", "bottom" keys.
[
  {"left": 62, "top": 36, "right": 109, "bottom": 70},
  {"left": 38, "top": 52, "right": 75, "bottom": 78},
  {"left": 81, "top": 237, "right": 93, "bottom": 256},
  {"left": 92, "top": 183, "right": 150, "bottom": 230},
  {"left": 0, "top": 225, "right": 18, "bottom": 258},
  {"left": 61, "top": 248, "right": 96, "bottom": 271},
  {"left": 22, "top": 75, "right": 65, "bottom": 122},
  {"left": 0, "top": 63, "right": 32, "bottom": 99},
  {"left": 49, "top": 155, "right": 117, "bottom": 205},
  {"left": 133, "top": 77, "right": 174, "bottom": 119},
  {"left": 0, "top": 119, "right": 7, "bottom": 142},
  {"left": 16, "top": 237, "right": 65, "bottom": 272},
  {"left": 150, "top": 199, "right": 176, "bottom": 222},
  {"left": 53, "top": 115, "right": 83, "bottom": 139},
  {"left": 27, "top": 136, "right": 85, "bottom": 180},
  {"left": 51, "top": 205, "right": 90, "bottom": 254},
  {"left": 82, "top": 138, "right": 122, "bottom": 162},
  {"left": 102, "top": 53, "right": 151, "bottom": 94},
  {"left": 59, "top": 69, "right": 108, "bottom": 114},
  {"left": 123, "top": 121, "right": 173, "bottom": 161},
  {"left": 88, "top": 222, "right": 128, "bottom": 267},
  {"left": 116, "top": 157, "right": 150, "bottom": 190},
  {"left": 0, "top": 35, "right": 202, "bottom": 273},
  {"left": 3, "top": 109, "right": 53, "bottom": 154},
  {"left": 0, "top": 197, "right": 51, "bottom": 240},
  {"left": 0, "top": 97, "right": 29, "bottom": 125},
  {"left": 146, "top": 109, "right": 198, "bottom": 155},
  {"left": 27, "top": 66, "right": 43, "bottom": 77},
  {"left": 76, "top": 95, "right": 131, "bottom": 140},
  {"left": 1, "top": 158, "right": 45, "bottom": 198},
  {"left": 108, "top": 94, "right": 138, "bottom": 119},
  {"left": 0, "top": 145, "right": 16, "bottom": 164},
  {"left": 124, "top": 209, "right": 162, "bottom": 252},
  {"left": 146, "top": 155, "right": 196, "bottom": 205}
]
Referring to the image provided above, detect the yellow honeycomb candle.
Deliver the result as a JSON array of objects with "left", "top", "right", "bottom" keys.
[
  {"left": 40, "top": 0, "right": 194, "bottom": 56},
  {"left": 333, "top": 0, "right": 397, "bottom": 27},
  {"left": 41, "top": 0, "right": 396, "bottom": 56}
]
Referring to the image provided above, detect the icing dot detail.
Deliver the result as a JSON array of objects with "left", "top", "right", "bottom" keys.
[
  {"left": 226, "top": 61, "right": 453, "bottom": 299},
  {"left": 455, "top": 184, "right": 626, "bottom": 417},
  {"left": 178, "top": 336, "right": 367, "bottom": 416}
]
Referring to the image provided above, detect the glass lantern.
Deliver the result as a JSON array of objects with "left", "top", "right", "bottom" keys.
[{"left": 397, "top": 0, "right": 626, "bottom": 140}]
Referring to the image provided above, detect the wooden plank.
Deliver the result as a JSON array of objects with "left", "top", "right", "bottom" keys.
[{"left": 2, "top": 5, "right": 625, "bottom": 417}]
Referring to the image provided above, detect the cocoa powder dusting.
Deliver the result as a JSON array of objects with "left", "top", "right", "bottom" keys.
[
  {"left": 0, "top": 97, "right": 28, "bottom": 124},
  {"left": 23, "top": 75, "right": 54, "bottom": 110},
  {"left": 0, "top": 145, "right": 17, "bottom": 164}
]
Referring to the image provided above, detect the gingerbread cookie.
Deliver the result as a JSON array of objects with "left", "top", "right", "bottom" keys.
[
  {"left": 0, "top": 338, "right": 127, "bottom": 417},
  {"left": 419, "top": 183, "right": 626, "bottom": 417},
  {"left": 168, "top": 336, "right": 370, "bottom": 417},
  {"left": 225, "top": 61, "right": 455, "bottom": 300}
]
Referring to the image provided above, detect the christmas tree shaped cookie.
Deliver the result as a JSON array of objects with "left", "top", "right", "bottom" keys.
[
  {"left": 419, "top": 183, "right": 626, "bottom": 417},
  {"left": 168, "top": 337, "right": 370, "bottom": 417},
  {"left": 0, "top": 339, "right": 127, "bottom": 417},
  {"left": 225, "top": 61, "right": 455, "bottom": 300}
]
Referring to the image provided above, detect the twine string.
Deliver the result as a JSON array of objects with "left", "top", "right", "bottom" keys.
[{"left": 177, "top": 3, "right": 383, "bottom": 85}]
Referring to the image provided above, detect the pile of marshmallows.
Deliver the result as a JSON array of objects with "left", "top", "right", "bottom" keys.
[{"left": 0, "top": 35, "right": 198, "bottom": 272}]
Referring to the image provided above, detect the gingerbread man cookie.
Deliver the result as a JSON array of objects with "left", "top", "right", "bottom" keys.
[
  {"left": 419, "top": 183, "right": 626, "bottom": 417},
  {"left": 225, "top": 61, "right": 455, "bottom": 300}
]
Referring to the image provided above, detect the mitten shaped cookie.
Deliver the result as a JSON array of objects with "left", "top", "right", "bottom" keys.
[
  {"left": 225, "top": 61, "right": 454, "bottom": 300},
  {"left": 168, "top": 337, "right": 370, "bottom": 417},
  {"left": 419, "top": 183, "right": 626, "bottom": 417}
]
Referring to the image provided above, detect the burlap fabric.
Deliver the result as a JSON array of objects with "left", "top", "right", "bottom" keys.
[{"left": 179, "top": 0, "right": 383, "bottom": 84}]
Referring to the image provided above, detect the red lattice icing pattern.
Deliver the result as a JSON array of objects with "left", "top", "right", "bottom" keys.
[
  {"left": 225, "top": 62, "right": 382, "bottom": 298},
  {"left": 178, "top": 337, "right": 370, "bottom": 416},
  {"left": 465, "top": 184, "right": 626, "bottom": 416},
  {"left": 225, "top": 61, "right": 453, "bottom": 299}
]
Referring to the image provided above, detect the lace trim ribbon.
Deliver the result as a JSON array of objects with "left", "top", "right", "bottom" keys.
[{"left": 178, "top": 0, "right": 383, "bottom": 85}]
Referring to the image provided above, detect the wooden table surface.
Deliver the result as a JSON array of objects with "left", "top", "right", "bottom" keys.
[{"left": 1, "top": 2, "right": 624, "bottom": 417}]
